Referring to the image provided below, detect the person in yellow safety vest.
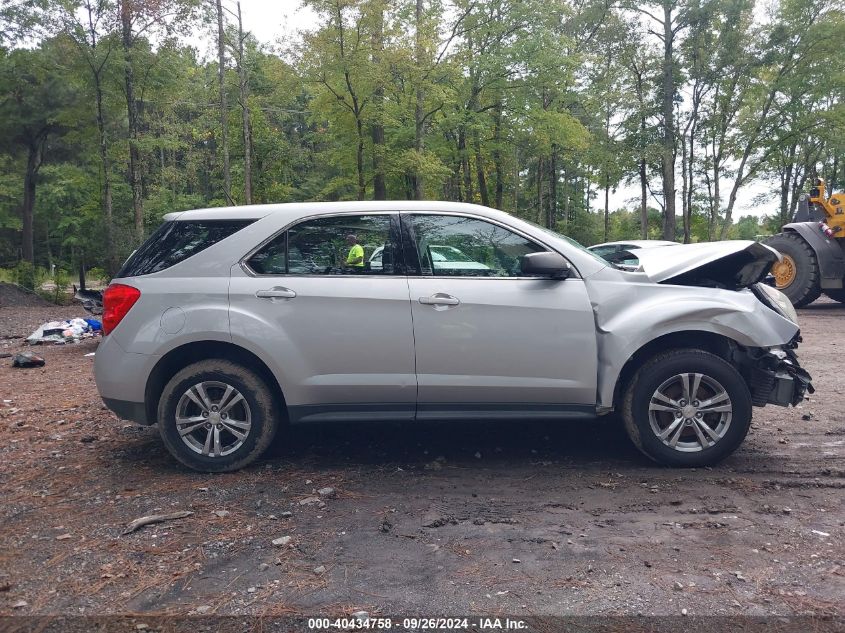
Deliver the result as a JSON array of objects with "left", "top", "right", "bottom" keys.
[{"left": 345, "top": 234, "right": 365, "bottom": 268}]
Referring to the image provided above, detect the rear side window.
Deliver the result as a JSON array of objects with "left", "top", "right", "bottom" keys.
[
  {"left": 117, "top": 220, "right": 254, "bottom": 277},
  {"left": 246, "top": 214, "right": 399, "bottom": 276}
]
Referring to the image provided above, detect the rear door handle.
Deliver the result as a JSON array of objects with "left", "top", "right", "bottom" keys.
[
  {"left": 256, "top": 287, "right": 296, "bottom": 299},
  {"left": 419, "top": 293, "right": 460, "bottom": 306}
]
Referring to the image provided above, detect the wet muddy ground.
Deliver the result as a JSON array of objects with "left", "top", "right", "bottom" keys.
[{"left": 0, "top": 300, "right": 842, "bottom": 618}]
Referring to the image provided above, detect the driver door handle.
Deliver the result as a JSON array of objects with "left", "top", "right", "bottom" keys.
[
  {"left": 256, "top": 287, "right": 296, "bottom": 299},
  {"left": 419, "top": 293, "right": 460, "bottom": 306}
]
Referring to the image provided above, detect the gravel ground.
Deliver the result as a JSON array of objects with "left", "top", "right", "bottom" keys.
[{"left": 0, "top": 300, "right": 842, "bottom": 619}]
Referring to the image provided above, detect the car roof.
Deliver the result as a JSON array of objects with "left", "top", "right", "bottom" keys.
[
  {"left": 163, "top": 200, "right": 511, "bottom": 222},
  {"left": 588, "top": 240, "right": 678, "bottom": 249},
  {"left": 158, "top": 200, "right": 609, "bottom": 279}
]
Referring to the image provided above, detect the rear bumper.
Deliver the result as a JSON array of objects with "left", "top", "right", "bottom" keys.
[
  {"left": 94, "top": 335, "right": 158, "bottom": 425},
  {"left": 749, "top": 339, "right": 814, "bottom": 407},
  {"left": 102, "top": 397, "right": 151, "bottom": 425}
]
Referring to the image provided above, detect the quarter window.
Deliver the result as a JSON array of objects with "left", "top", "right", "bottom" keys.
[
  {"left": 409, "top": 214, "right": 546, "bottom": 277},
  {"left": 118, "top": 220, "right": 254, "bottom": 277},
  {"left": 247, "top": 214, "right": 397, "bottom": 275}
]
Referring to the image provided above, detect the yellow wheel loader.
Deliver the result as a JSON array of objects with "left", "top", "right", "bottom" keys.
[{"left": 764, "top": 178, "right": 845, "bottom": 307}]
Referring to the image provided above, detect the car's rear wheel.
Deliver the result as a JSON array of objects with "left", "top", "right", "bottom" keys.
[
  {"left": 622, "top": 349, "right": 752, "bottom": 467},
  {"left": 157, "top": 359, "right": 278, "bottom": 472}
]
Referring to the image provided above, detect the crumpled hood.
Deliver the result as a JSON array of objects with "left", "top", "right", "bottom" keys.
[{"left": 633, "top": 240, "right": 780, "bottom": 288}]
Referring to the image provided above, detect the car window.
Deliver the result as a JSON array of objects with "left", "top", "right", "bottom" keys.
[
  {"left": 247, "top": 214, "right": 397, "bottom": 275},
  {"left": 589, "top": 245, "right": 616, "bottom": 258},
  {"left": 409, "top": 214, "right": 545, "bottom": 277},
  {"left": 119, "top": 220, "right": 255, "bottom": 277}
]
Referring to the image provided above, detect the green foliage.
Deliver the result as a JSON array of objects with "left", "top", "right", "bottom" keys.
[
  {"left": 0, "top": 0, "right": 843, "bottom": 272},
  {"left": 52, "top": 267, "right": 70, "bottom": 303},
  {"left": 9, "top": 261, "right": 48, "bottom": 291}
]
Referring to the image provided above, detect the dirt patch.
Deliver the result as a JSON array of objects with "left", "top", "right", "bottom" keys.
[
  {"left": 0, "top": 282, "right": 54, "bottom": 308},
  {"left": 0, "top": 300, "right": 842, "bottom": 618}
]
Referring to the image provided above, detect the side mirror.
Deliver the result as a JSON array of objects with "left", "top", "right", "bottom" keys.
[{"left": 521, "top": 252, "right": 571, "bottom": 279}]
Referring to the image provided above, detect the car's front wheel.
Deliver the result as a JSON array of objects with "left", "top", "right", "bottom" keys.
[
  {"left": 622, "top": 349, "right": 752, "bottom": 467},
  {"left": 157, "top": 359, "right": 278, "bottom": 472}
]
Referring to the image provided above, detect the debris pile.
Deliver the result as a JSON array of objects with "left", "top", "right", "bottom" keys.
[
  {"left": 26, "top": 317, "right": 101, "bottom": 345},
  {"left": 12, "top": 351, "right": 45, "bottom": 368},
  {"left": 73, "top": 285, "right": 104, "bottom": 315}
]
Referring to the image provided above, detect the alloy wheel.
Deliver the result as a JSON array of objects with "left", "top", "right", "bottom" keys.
[
  {"left": 647, "top": 373, "right": 733, "bottom": 453},
  {"left": 175, "top": 381, "right": 252, "bottom": 457}
]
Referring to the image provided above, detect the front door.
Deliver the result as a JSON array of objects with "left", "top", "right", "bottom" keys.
[
  {"left": 229, "top": 212, "right": 417, "bottom": 422},
  {"left": 403, "top": 213, "right": 597, "bottom": 418}
]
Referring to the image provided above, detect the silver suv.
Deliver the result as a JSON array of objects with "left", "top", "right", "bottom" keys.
[{"left": 95, "top": 201, "right": 812, "bottom": 472}]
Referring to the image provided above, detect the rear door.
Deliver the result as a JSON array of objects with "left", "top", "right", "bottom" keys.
[
  {"left": 402, "top": 212, "right": 598, "bottom": 418},
  {"left": 229, "top": 212, "right": 417, "bottom": 422}
]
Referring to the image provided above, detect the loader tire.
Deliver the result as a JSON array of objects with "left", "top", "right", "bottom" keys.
[
  {"left": 765, "top": 232, "right": 821, "bottom": 308},
  {"left": 823, "top": 288, "right": 845, "bottom": 303}
]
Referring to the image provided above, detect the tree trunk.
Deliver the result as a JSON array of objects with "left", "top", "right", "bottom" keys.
[
  {"left": 549, "top": 145, "right": 558, "bottom": 229},
  {"left": 120, "top": 0, "right": 144, "bottom": 243},
  {"left": 474, "top": 131, "right": 489, "bottom": 206},
  {"left": 537, "top": 156, "right": 545, "bottom": 227},
  {"left": 684, "top": 124, "right": 695, "bottom": 243},
  {"left": 458, "top": 126, "right": 472, "bottom": 202},
  {"left": 371, "top": 2, "right": 386, "bottom": 200},
  {"left": 632, "top": 60, "right": 649, "bottom": 239},
  {"left": 680, "top": 129, "right": 690, "bottom": 243},
  {"left": 493, "top": 102, "right": 504, "bottom": 209},
  {"left": 780, "top": 143, "right": 797, "bottom": 226},
  {"left": 21, "top": 134, "right": 46, "bottom": 264},
  {"left": 564, "top": 166, "right": 573, "bottom": 222},
  {"left": 710, "top": 139, "right": 720, "bottom": 241},
  {"left": 216, "top": 0, "right": 232, "bottom": 204},
  {"left": 356, "top": 117, "right": 365, "bottom": 200},
  {"left": 639, "top": 157, "right": 648, "bottom": 239},
  {"left": 513, "top": 145, "right": 519, "bottom": 213},
  {"left": 604, "top": 171, "right": 610, "bottom": 243},
  {"left": 94, "top": 74, "right": 116, "bottom": 274},
  {"left": 412, "top": 0, "right": 425, "bottom": 200},
  {"left": 660, "top": 0, "right": 676, "bottom": 241},
  {"left": 237, "top": 2, "right": 252, "bottom": 205},
  {"left": 84, "top": 3, "right": 117, "bottom": 272},
  {"left": 86, "top": 2, "right": 117, "bottom": 274}
]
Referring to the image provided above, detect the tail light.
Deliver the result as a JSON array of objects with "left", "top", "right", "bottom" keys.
[{"left": 102, "top": 284, "right": 141, "bottom": 335}]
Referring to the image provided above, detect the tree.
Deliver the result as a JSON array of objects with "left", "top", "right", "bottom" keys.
[
  {"left": 0, "top": 42, "right": 75, "bottom": 263},
  {"left": 116, "top": 0, "right": 196, "bottom": 242},
  {"left": 59, "top": 0, "right": 121, "bottom": 273}
]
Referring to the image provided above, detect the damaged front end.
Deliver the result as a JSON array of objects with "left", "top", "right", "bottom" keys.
[
  {"left": 747, "top": 336, "right": 814, "bottom": 407},
  {"left": 634, "top": 240, "right": 815, "bottom": 406}
]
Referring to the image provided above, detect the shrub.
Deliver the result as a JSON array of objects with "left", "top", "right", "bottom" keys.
[
  {"left": 12, "top": 262, "right": 44, "bottom": 291},
  {"left": 52, "top": 268, "right": 70, "bottom": 304}
]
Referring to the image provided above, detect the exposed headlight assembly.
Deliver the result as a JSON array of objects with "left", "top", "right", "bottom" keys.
[{"left": 754, "top": 282, "right": 799, "bottom": 324}]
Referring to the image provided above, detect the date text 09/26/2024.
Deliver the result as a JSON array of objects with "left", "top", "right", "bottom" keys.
[{"left": 307, "top": 617, "right": 528, "bottom": 630}]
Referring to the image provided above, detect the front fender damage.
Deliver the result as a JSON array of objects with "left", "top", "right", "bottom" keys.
[
  {"left": 746, "top": 337, "right": 814, "bottom": 407},
  {"left": 586, "top": 276, "right": 811, "bottom": 410}
]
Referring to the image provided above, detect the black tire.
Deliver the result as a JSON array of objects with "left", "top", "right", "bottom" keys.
[
  {"left": 823, "top": 288, "right": 845, "bottom": 303},
  {"left": 764, "top": 232, "right": 821, "bottom": 308},
  {"left": 157, "top": 359, "right": 278, "bottom": 472},
  {"left": 622, "top": 349, "right": 752, "bottom": 467}
]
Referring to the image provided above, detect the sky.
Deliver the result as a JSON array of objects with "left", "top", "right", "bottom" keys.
[
  {"left": 210, "top": 0, "right": 779, "bottom": 219},
  {"left": 224, "top": 0, "right": 315, "bottom": 49}
]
